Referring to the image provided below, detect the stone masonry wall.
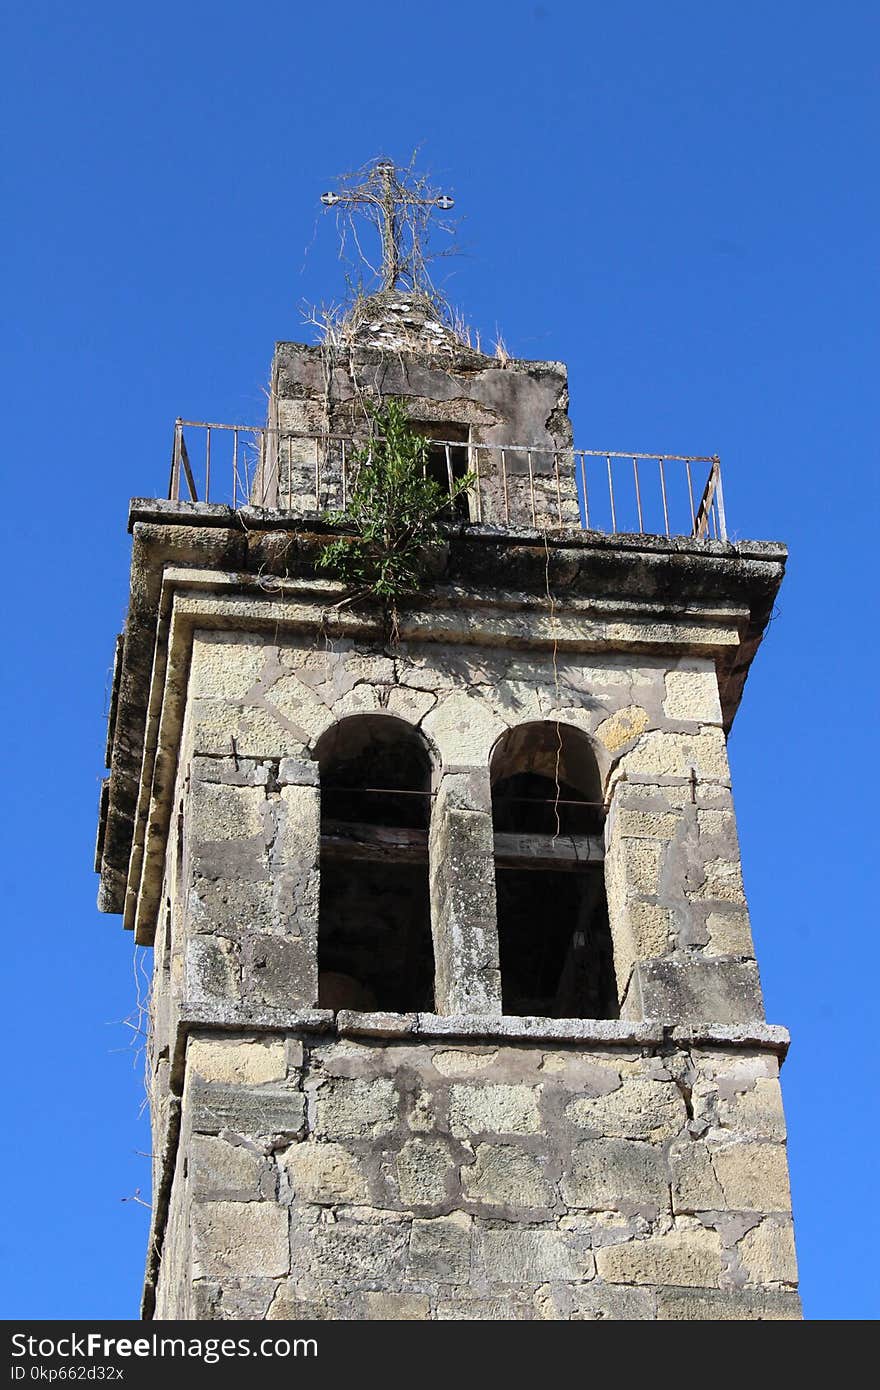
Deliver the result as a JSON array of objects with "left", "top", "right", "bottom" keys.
[
  {"left": 172, "top": 630, "right": 762, "bottom": 1026},
  {"left": 152, "top": 1031, "right": 799, "bottom": 1320},
  {"left": 144, "top": 619, "right": 798, "bottom": 1318},
  {"left": 265, "top": 335, "right": 579, "bottom": 530}
]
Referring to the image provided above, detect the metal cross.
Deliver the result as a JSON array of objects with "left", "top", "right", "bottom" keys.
[{"left": 321, "top": 159, "right": 454, "bottom": 291}]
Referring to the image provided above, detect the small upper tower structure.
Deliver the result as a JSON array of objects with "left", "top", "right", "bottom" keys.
[{"left": 96, "top": 163, "right": 800, "bottom": 1321}]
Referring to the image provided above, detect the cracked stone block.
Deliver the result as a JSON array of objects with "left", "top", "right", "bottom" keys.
[
  {"left": 670, "top": 1140, "right": 725, "bottom": 1213},
  {"left": 711, "top": 1141, "right": 792, "bottom": 1211}
]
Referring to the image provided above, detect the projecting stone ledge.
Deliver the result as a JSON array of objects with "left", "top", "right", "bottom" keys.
[{"left": 176, "top": 1001, "right": 790, "bottom": 1056}]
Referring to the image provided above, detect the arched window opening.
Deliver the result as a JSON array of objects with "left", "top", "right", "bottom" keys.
[
  {"left": 316, "top": 715, "right": 435, "bottom": 1013},
  {"left": 490, "top": 722, "right": 617, "bottom": 1020}
]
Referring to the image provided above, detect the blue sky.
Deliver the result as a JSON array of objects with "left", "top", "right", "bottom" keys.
[{"left": 1, "top": 0, "right": 877, "bottom": 1320}]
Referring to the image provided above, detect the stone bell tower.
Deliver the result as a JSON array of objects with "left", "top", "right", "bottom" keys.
[{"left": 96, "top": 165, "right": 800, "bottom": 1320}]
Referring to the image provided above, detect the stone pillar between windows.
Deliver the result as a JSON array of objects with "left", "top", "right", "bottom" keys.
[
  {"left": 428, "top": 766, "right": 501, "bottom": 1015},
  {"left": 182, "top": 753, "right": 321, "bottom": 1013},
  {"left": 604, "top": 764, "right": 765, "bottom": 1025}
]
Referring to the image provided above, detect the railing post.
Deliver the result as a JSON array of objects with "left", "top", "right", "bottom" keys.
[
  {"left": 713, "top": 458, "right": 728, "bottom": 541},
  {"left": 169, "top": 418, "right": 183, "bottom": 501},
  {"left": 580, "top": 453, "right": 590, "bottom": 529},
  {"left": 606, "top": 455, "right": 617, "bottom": 533}
]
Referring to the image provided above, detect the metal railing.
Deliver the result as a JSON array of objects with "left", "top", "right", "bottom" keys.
[{"left": 168, "top": 418, "right": 727, "bottom": 541}]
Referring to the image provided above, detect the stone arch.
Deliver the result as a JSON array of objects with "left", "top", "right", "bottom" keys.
[
  {"left": 314, "top": 713, "right": 437, "bottom": 1013},
  {"left": 489, "top": 720, "right": 617, "bottom": 1020}
]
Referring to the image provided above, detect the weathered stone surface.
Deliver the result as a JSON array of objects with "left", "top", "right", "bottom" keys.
[
  {"left": 596, "top": 1227, "right": 723, "bottom": 1288},
  {"left": 293, "top": 1218, "right": 409, "bottom": 1287},
  {"left": 663, "top": 669, "right": 722, "bottom": 724},
  {"left": 360, "top": 1292, "right": 430, "bottom": 1319},
  {"left": 189, "top": 1079, "right": 305, "bottom": 1138},
  {"left": 187, "top": 1037, "right": 287, "bottom": 1085},
  {"left": 711, "top": 1142, "right": 791, "bottom": 1211},
  {"left": 690, "top": 857, "right": 746, "bottom": 904},
  {"left": 435, "top": 1296, "right": 537, "bottom": 1320},
  {"left": 462, "top": 1143, "right": 553, "bottom": 1209},
  {"left": 190, "top": 633, "right": 267, "bottom": 701},
  {"left": 422, "top": 693, "right": 506, "bottom": 765},
  {"left": 617, "top": 809, "right": 681, "bottom": 840},
  {"left": 431, "top": 1048, "right": 498, "bottom": 1077},
  {"left": 637, "top": 958, "right": 764, "bottom": 1024},
  {"left": 408, "top": 1212, "right": 472, "bottom": 1282},
  {"left": 738, "top": 1218, "right": 798, "bottom": 1284},
  {"left": 190, "top": 782, "right": 266, "bottom": 842},
  {"left": 705, "top": 909, "right": 754, "bottom": 957},
  {"left": 670, "top": 1140, "right": 724, "bottom": 1213},
  {"left": 626, "top": 901, "right": 673, "bottom": 957},
  {"left": 657, "top": 1286, "right": 802, "bottom": 1320},
  {"left": 596, "top": 705, "right": 650, "bottom": 752},
  {"left": 621, "top": 840, "right": 664, "bottom": 893},
  {"left": 266, "top": 1284, "right": 338, "bottom": 1320},
  {"left": 566, "top": 1077, "right": 685, "bottom": 1141},
  {"left": 280, "top": 1141, "right": 367, "bottom": 1204},
  {"left": 313, "top": 1077, "right": 398, "bottom": 1139},
  {"left": 562, "top": 1138, "right": 667, "bottom": 1211},
  {"left": 185, "top": 935, "right": 241, "bottom": 1004},
  {"left": 716, "top": 1077, "right": 787, "bottom": 1141},
  {"left": 189, "top": 1135, "right": 269, "bottom": 1201},
  {"left": 395, "top": 1139, "right": 455, "bottom": 1206},
  {"left": 192, "top": 1276, "right": 279, "bottom": 1320},
  {"left": 535, "top": 1280, "right": 656, "bottom": 1320},
  {"left": 480, "top": 1228, "right": 592, "bottom": 1283},
  {"left": 449, "top": 1083, "right": 542, "bottom": 1136},
  {"left": 192, "top": 1201, "right": 289, "bottom": 1279},
  {"left": 618, "top": 727, "right": 730, "bottom": 782}
]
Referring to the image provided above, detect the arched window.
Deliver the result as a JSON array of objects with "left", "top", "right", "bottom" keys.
[
  {"left": 490, "top": 721, "right": 617, "bottom": 1020},
  {"left": 315, "top": 715, "right": 435, "bottom": 1013}
]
